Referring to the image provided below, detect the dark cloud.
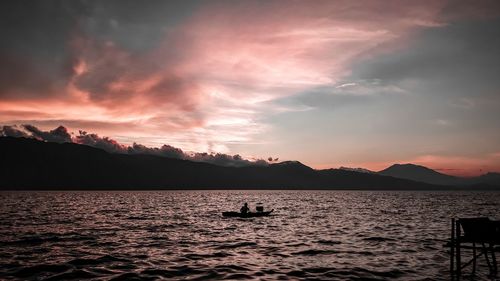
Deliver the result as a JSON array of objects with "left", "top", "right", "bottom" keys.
[
  {"left": 351, "top": 19, "right": 500, "bottom": 98},
  {"left": 0, "top": 54, "right": 57, "bottom": 99},
  {"left": 74, "top": 130, "right": 127, "bottom": 153},
  {"left": 0, "top": 0, "right": 200, "bottom": 102},
  {"left": 0, "top": 1, "right": 92, "bottom": 99},
  {"left": 280, "top": 18, "right": 500, "bottom": 113},
  {"left": 70, "top": 39, "right": 134, "bottom": 102},
  {"left": 276, "top": 79, "right": 401, "bottom": 110},
  {"left": 128, "top": 143, "right": 185, "bottom": 159},
  {"left": 0, "top": 125, "right": 30, "bottom": 138},
  {"left": 0, "top": 0, "right": 196, "bottom": 55},
  {"left": 441, "top": 0, "right": 500, "bottom": 21},
  {"left": 77, "top": 0, "right": 199, "bottom": 52},
  {"left": 66, "top": 29, "right": 202, "bottom": 111},
  {"left": 0, "top": 0, "right": 90, "bottom": 57},
  {"left": 0, "top": 124, "right": 268, "bottom": 167},
  {"left": 128, "top": 144, "right": 268, "bottom": 167},
  {"left": 190, "top": 152, "right": 268, "bottom": 167},
  {"left": 23, "top": 124, "right": 72, "bottom": 143}
]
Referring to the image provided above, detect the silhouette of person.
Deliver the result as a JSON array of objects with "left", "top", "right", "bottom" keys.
[{"left": 240, "top": 202, "right": 250, "bottom": 214}]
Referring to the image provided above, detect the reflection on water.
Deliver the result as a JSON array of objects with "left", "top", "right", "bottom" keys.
[{"left": 0, "top": 190, "right": 499, "bottom": 280}]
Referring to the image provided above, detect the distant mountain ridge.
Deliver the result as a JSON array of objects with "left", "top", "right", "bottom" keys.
[
  {"left": 377, "top": 163, "right": 500, "bottom": 186},
  {"left": 378, "top": 163, "right": 462, "bottom": 186},
  {"left": 470, "top": 172, "right": 500, "bottom": 186},
  {"left": 0, "top": 137, "right": 498, "bottom": 190}
]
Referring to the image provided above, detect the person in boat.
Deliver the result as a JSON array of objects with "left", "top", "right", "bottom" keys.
[{"left": 240, "top": 202, "right": 250, "bottom": 214}]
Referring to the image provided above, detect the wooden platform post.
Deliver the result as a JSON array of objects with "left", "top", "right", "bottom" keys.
[
  {"left": 490, "top": 244, "right": 497, "bottom": 275},
  {"left": 472, "top": 242, "right": 476, "bottom": 274},
  {"left": 451, "top": 218, "right": 455, "bottom": 275},
  {"left": 483, "top": 242, "right": 492, "bottom": 273},
  {"left": 456, "top": 219, "right": 461, "bottom": 277}
]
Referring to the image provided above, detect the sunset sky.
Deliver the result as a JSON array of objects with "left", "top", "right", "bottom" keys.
[{"left": 1, "top": 0, "right": 500, "bottom": 176}]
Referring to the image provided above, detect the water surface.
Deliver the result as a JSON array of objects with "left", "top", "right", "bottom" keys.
[{"left": 1, "top": 190, "right": 499, "bottom": 280}]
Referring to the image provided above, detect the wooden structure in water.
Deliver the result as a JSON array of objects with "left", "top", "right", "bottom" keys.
[{"left": 448, "top": 217, "right": 500, "bottom": 278}]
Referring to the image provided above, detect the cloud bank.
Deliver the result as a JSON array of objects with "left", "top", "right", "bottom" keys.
[{"left": 0, "top": 124, "right": 269, "bottom": 167}]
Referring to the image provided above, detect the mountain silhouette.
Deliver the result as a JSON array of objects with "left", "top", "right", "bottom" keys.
[
  {"left": 378, "top": 163, "right": 463, "bottom": 186},
  {"left": 467, "top": 172, "right": 500, "bottom": 186},
  {"left": 0, "top": 137, "right": 497, "bottom": 190}
]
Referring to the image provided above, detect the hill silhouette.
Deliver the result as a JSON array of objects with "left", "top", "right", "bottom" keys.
[
  {"left": 0, "top": 137, "right": 498, "bottom": 190},
  {"left": 377, "top": 163, "right": 500, "bottom": 186},
  {"left": 378, "top": 163, "right": 463, "bottom": 186},
  {"left": 466, "top": 172, "right": 500, "bottom": 186}
]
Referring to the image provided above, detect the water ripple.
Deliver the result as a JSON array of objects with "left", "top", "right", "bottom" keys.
[{"left": 0, "top": 190, "right": 499, "bottom": 280}]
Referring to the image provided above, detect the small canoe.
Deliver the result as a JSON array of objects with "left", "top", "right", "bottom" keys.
[{"left": 222, "top": 209, "right": 274, "bottom": 218}]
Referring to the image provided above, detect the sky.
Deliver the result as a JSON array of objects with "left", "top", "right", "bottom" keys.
[{"left": 1, "top": 0, "right": 500, "bottom": 176}]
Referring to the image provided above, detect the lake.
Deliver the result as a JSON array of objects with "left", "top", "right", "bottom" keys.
[{"left": 1, "top": 190, "right": 499, "bottom": 280}]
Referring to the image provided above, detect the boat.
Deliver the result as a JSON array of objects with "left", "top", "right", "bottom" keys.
[{"left": 222, "top": 209, "right": 274, "bottom": 218}]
